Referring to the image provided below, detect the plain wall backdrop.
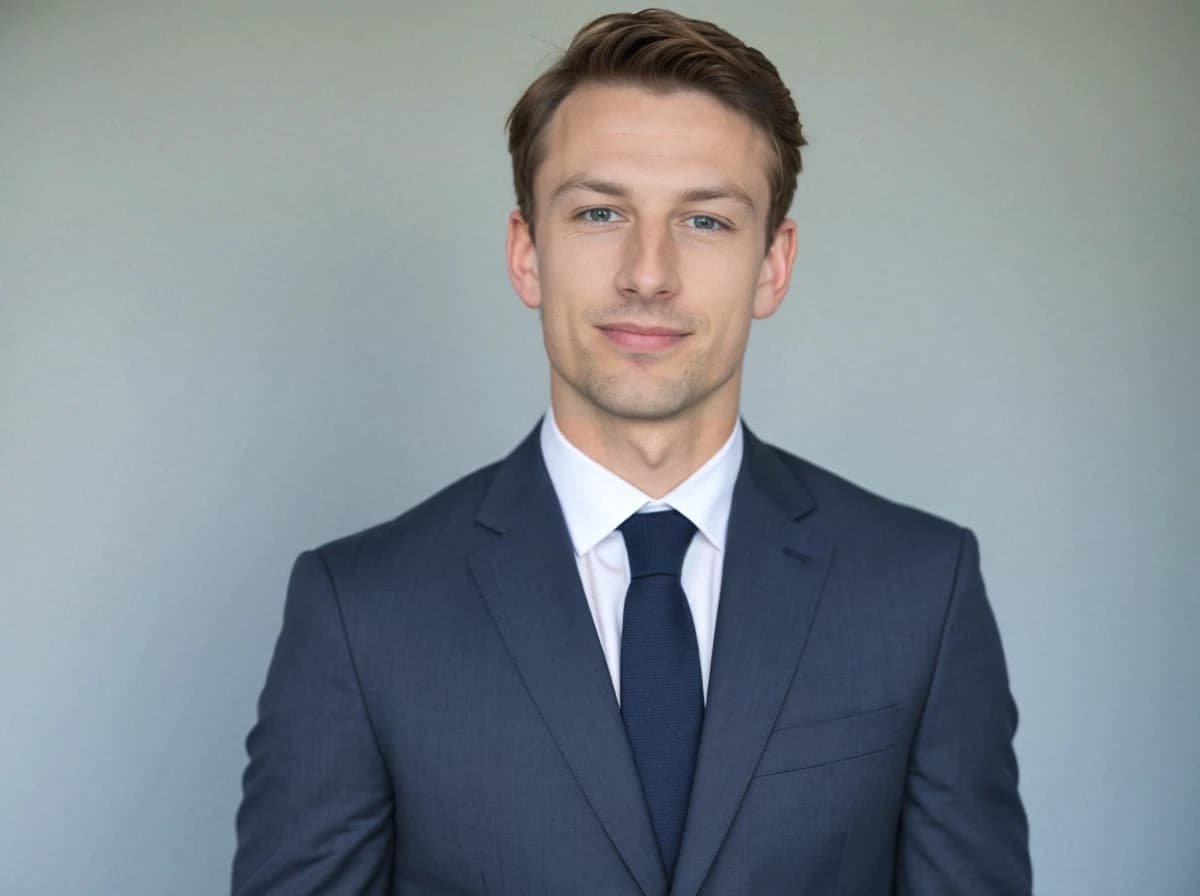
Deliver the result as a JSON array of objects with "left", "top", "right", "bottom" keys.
[{"left": 2, "top": 1, "right": 1197, "bottom": 893}]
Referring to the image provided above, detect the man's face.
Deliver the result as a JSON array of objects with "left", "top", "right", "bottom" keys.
[{"left": 507, "top": 84, "right": 796, "bottom": 426}]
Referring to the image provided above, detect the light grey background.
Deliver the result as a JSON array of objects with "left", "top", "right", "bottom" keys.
[{"left": 2, "top": 1, "right": 1197, "bottom": 893}]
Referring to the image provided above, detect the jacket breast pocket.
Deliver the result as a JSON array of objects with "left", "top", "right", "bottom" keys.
[{"left": 753, "top": 704, "right": 905, "bottom": 778}]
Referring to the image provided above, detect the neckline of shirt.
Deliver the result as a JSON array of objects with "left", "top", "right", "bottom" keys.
[{"left": 539, "top": 404, "right": 744, "bottom": 557}]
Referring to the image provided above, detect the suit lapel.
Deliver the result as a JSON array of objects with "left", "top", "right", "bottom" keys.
[
  {"left": 468, "top": 425, "right": 668, "bottom": 896},
  {"left": 670, "top": 428, "right": 833, "bottom": 896}
]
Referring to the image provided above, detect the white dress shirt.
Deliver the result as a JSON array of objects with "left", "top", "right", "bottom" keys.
[{"left": 539, "top": 405, "right": 743, "bottom": 705}]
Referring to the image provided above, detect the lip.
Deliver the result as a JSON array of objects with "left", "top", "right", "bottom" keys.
[{"left": 597, "top": 322, "right": 690, "bottom": 352}]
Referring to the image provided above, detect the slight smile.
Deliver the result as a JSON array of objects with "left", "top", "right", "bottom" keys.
[{"left": 597, "top": 323, "right": 691, "bottom": 353}]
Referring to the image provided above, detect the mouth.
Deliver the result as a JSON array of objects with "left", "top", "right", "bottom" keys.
[{"left": 596, "top": 322, "right": 691, "bottom": 353}]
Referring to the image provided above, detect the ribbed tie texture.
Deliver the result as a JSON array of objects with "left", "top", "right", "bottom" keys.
[{"left": 618, "top": 509, "right": 703, "bottom": 878}]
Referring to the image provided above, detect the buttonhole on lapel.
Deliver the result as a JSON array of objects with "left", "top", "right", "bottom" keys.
[{"left": 782, "top": 547, "right": 813, "bottom": 563}]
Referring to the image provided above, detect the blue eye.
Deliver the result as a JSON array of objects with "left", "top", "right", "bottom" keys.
[
  {"left": 581, "top": 208, "right": 616, "bottom": 224},
  {"left": 687, "top": 215, "right": 724, "bottom": 231}
]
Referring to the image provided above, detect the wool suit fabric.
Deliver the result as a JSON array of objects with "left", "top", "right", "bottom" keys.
[{"left": 233, "top": 422, "right": 1031, "bottom": 894}]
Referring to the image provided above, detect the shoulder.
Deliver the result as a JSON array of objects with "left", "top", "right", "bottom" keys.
[
  {"left": 755, "top": 441, "right": 989, "bottom": 655},
  {"left": 760, "top": 438, "right": 972, "bottom": 571},
  {"left": 305, "top": 456, "right": 504, "bottom": 587}
]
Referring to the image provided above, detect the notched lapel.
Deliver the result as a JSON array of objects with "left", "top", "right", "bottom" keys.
[
  {"left": 671, "top": 429, "right": 834, "bottom": 896},
  {"left": 467, "top": 427, "right": 668, "bottom": 896}
]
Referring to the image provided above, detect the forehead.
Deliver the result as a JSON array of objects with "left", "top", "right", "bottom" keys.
[{"left": 536, "top": 84, "right": 772, "bottom": 205}]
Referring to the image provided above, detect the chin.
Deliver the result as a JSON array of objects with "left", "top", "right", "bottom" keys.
[{"left": 586, "top": 382, "right": 699, "bottom": 422}]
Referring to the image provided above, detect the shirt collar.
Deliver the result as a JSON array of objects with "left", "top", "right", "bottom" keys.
[{"left": 539, "top": 404, "right": 743, "bottom": 557}]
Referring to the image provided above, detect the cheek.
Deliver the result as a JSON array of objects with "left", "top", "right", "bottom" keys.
[
  {"left": 535, "top": 280, "right": 589, "bottom": 364},
  {"left": 539, "top": 243, "right": 606, "bottom": 308},
  {"left": 691, "top": 261, "right": 760, "bottom": 336},
  {"left": 545, "top": 232, "right": 619, "bottom": 278},
  {"left": 538, "top": 244, "right": 621, "bottom": 337},
  {"left": 708, "top": 314, "right": 753, "bottom": 368}
]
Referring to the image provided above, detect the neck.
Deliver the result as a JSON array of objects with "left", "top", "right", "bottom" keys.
[{"left": 549, "top": 378, "right": 740, "bottom": 499}]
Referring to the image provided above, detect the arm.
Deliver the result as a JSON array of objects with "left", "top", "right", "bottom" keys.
[
  {"left": 232, "top": 550, "right": 394, "bottom": 894},
  {"left": 894, "top": 529, "right": 1032, "bottom": 894}
]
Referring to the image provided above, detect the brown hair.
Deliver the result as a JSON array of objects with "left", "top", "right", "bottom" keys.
[{"left": 506, "top": 8, "right": 805, "bottom": 245}]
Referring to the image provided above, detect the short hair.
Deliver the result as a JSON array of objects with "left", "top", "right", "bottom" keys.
[{"left": 506, "top": 8, "right": 806, "bottom": 245}]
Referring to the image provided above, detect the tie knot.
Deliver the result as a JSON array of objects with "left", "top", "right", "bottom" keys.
[{"left": 619, "top": 509, "right": 697, "bottom": 579}]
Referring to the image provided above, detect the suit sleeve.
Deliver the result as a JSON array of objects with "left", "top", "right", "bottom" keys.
[
  {"left": 232, "top": 550, "right": 394, "bottom": 894},
  {"left": 894, "top": 528, "right": 1032, "bottom": 894}
]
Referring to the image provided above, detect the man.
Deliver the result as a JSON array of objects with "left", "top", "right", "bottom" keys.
[{"left": 233, "top": 9, "right": 1031, "bottom": 894}]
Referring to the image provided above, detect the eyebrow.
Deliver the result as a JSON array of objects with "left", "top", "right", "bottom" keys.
[{"left": 549, "top": 174, "right": 758, "bottom": 214}]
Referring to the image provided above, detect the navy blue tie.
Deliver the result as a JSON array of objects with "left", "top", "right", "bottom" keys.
[{"left": 619, "top": 509, "right": 703, "bottom": 876}]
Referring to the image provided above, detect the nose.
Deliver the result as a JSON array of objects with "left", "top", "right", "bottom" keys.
[{"left": 614, "top": 219, "right": 681, "bottom": 302}]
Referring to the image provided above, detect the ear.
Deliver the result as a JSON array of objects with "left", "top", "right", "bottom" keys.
[
  {"left": 506, "top": 209, "right": 541, "bottom": 310},
  {"left": 752, "top": 218, "right": 797, "bottom": 320}
]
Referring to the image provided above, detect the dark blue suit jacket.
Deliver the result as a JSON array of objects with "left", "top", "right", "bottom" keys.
[{"left": 233, "top": 423, "right": 1030, "bottom": 894}]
